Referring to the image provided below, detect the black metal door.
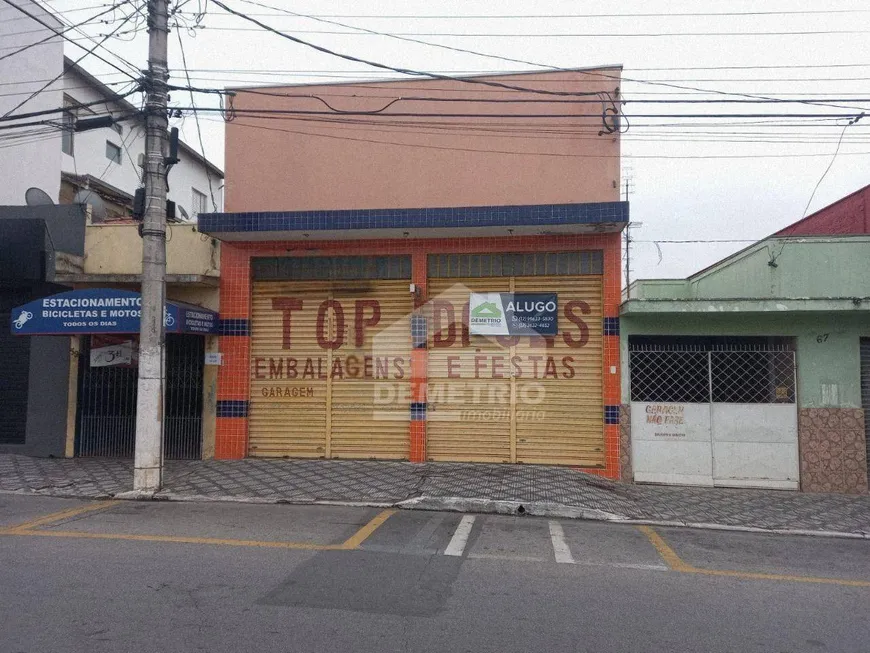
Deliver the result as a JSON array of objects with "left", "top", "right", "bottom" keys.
[
  {"left": 164, "top": 334, "right": 204, "bottom": 459},
  {"left": 76, "top": 334, "right": 203, "bottom": 459},
  {"left": 75, "top": 335, "right": 138, "bottom": 457}
]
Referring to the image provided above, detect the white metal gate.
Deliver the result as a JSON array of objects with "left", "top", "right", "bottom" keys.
[{"left": 629, "top": 338, "right": 799, "bottom": 489}]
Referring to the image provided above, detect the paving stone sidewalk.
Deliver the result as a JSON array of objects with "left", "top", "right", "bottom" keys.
[{"left": 2, "top": 454, "right": 869, "bottom": 536}]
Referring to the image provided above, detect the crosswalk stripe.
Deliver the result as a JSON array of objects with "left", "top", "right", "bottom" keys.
[
  {"left": 444, "top": 515, "right": 476, "bottom": 557},
  {"left": 549, "top": 521, "right": 575, "bottom": 564}
]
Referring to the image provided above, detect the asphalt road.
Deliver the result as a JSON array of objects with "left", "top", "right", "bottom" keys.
[{"left": 1, "top": 494, "right": 868, "bottom": 653}]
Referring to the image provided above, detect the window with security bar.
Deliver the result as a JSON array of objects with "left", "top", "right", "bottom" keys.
[{"left": 629, "top": 336, "right": 796, "bottom": 404}]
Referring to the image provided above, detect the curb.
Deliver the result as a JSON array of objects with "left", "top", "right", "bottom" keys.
[
  {"left": 153, "top": 492, "right": 397, "bottom": 509},
  {"left": 395, "top": 496, "right": 624, "bottom": 522},
  {"left": 0, "top": 488, "right": 115, "bottom": 500},
  {"left": 3, "top": 487, "right": 869, "bottom": 540},
  {"left": 395, "top": 496, "right": 870, "bottom": 540}
]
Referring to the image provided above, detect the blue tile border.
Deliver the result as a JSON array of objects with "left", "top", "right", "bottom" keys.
[
  {"left": 603, "top": 317, "right": 620, "bottom": 336},
  {"left": 604, "top": 405, "right": 620, "bottom": 425},
  {"left": 410, "top": 402, "right": 427, "bottom": 421},
  {"left": 199, "top": 202, "right": 629, "bottom": 235},
  {"left": 217, "top": 400, "right": 249, "bottom": 418},
  {"left": 218, "top": 318, "right": 250, "bottom": 336},
  {"left": 411, "top": 315, "right": 427, "bottom": 349}
]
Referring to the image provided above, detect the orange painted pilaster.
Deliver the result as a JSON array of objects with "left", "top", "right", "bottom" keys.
[
  {"left": 409, "top": 250, "right": 428, "bottom": 462},
  {"left": 215, "top": 243, "right": 252, "bottom": 459}
]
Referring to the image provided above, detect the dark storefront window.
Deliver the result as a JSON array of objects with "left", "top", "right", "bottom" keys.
[
  {"left": 428, "top": 251, "right": 603, "bottom": 278},
  {"left": 252, "top": 255, "right": 411, "bottom": 281}
]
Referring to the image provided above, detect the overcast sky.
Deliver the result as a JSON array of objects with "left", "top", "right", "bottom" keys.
[{"left": 32, "top": 0, "right": 870, "bottom": 280}]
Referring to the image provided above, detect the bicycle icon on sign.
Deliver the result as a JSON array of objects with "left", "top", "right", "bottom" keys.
[{"left": 163, "top": 309, "right": 176, "bottom": 328}]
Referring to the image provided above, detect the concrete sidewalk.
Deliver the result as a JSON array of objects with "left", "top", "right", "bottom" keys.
[{"left": 1, "top": 454, "right": 868, "bottom": 537}]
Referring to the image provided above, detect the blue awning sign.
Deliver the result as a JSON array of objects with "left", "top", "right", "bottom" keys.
[{"left": 10, "top": 289, "right": 218, "bottom": 336}]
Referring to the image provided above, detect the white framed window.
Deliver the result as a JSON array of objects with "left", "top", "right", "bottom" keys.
[
  {"left": 105, "top": 141, "right": 122, "bottom": 164},
  {"left": 61, "top": 102, "right": 75, "bottom": 156},
  {"left": 191, "top": 188, "right": 208, "bottom": 218}
]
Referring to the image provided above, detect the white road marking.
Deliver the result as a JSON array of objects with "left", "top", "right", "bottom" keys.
[
  {"left": 595, "top": 562, "right": 669, "bottom": 571},
  {"left": 548, "top": 521, "right": 575, "bottom": 564},
  {"left": 444, "top": 515, "right": 476, "bottom": 557},
  {"left": 467, "top": 553, "right": 547, "bottom": 562}
]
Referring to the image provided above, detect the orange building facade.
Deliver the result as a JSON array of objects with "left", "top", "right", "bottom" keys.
[{"left": 200, "top": 68, "right": 629, "bottom": 478}]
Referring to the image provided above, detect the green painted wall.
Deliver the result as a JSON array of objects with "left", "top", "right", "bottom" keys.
[
  {"left": 620, "top": 312, "right": 870, "bottom": 408},
  {"left": 630, "top": 236, "right": 870, "bottom": 301}
]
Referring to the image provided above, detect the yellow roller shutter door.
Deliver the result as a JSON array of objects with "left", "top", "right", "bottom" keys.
[
  {"left": 427, "top": 278, "right": 512, "bottom": 462},
  {"left": 249, "top": 280, "right": 411, "bottom": 459},
  {"left": 426, "top": 275, "right": 603, "bottom": 466}
]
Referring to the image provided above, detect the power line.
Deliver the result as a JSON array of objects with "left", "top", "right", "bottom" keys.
[
  {"left": 226, "top": 0, "right": 861, "bottom": 113},
  {"left": 196, "top": 72, "right": 870, "bottom": 83},
  {"left": 0, "top": 87, "right": 139, "bottom": 123},
  {"left": 0, "top": 117, "right": 63, "bottom": 131},
  {"left": 9, "top": 76, "right": 870, "bottom": 105},
  {"left": 0, "top": 79, "right": 138, "bottom": 99},
  {"left": 96, "top": 114, "right": 140, "bottom": 181},
  {"left": 1, "top": 17, "right": 137, "bottom": 40},
  {"left": 196, "top": 26, "right": 870, "bottom": 38},
  {"left": 0, "top": 2, "right": 111, "bottom": 22},
  {"left": 172, "top": 68, "right": 870, "bottom": 81},
  {"left": 635, "top": 239, "right": 759, "bottom": 244},
  {"left": 173, "top": 105, "right": 865, "bottom": 119},
  {"left": 20, "top": 66, "right": 870, "bottom": 95},
  {"left": 204, "top": 112, "right": 870, "bottom": 144},
  {"left": 800, "top": 115, "right": 866, "bottom": 219},
  {"left": 53, "top": 1, "right": 147, "bottom": 74},
  {"left": 0, "top": 0, "right": 141, "bottom": 81},
  {"left": 1, "top": 13, "right": 139, "bottom": 119},
  {"left": 171, "top": 74, "right": 870, "bottom": 88},
  {"left": 0, "top": 1, "right": 134, "bottom": 63},
  {"left": 0, "top": 108, "right": 138, "bottom": 131},
  {"left": 207, "top": 1, "right": 621, "bottom": 104},
  {"left": 175, "top": 25, "right": 218, "bottom": 211},
  {"left": 766, "top": 113, "right": 865, "bottom": 267},
  {"left": 201, "top": 116, "right": 870, "bottom": 159},
  {"left": 204, "top": 110, "right": 866, "bottom": 130},
  {"left": 189, "top": 9, "right": 870, "bottom": 19},
  {"left": 237, "top": 88, "right": 870, "bottom": 106}
]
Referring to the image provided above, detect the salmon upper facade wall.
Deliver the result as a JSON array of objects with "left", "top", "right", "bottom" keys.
[{"left": 224, "top": 68, "right": 623, "bottom": 212}]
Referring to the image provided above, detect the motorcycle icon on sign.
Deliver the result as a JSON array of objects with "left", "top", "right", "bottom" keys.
[
  {"left": 13, "top": 310, "right": 33, "bottom": 329},
  {"left": 163, "top": 309, "right": 175, "bottom": 328}
]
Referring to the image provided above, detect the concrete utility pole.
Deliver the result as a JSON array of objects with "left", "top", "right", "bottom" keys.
[
  {"left": 134, "top": 0, "right": 170, "bottom": 491},
  {"left": 623, "top": 222, "right": 642, "bottom": 299},
  {"left": 624, "top": 224, "right": 631, "bottom": 298}
]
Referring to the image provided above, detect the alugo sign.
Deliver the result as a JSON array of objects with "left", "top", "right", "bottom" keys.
[
  {"left": 9, "top": 288, "right": 218, "bottom": 336},
  {"left": 469, "top": 292, "right": 558, "bottom": 336}
]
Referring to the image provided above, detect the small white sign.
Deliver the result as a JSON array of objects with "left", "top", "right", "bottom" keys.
[
  {"left": 90, "top": 340, "right": 136, "bottom": 367},
  {"left": 204, "top": 352, "right": 223, "bottom": 366}
]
